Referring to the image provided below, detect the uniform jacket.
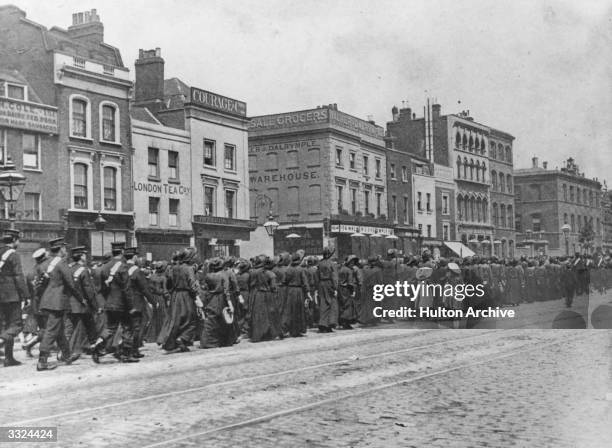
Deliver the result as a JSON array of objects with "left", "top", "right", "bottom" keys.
[
  {"left": 39, "top": 256, "right": 83, "bottom": 312},
  {"left": 101, "top": 256, "right": 134, "bottom": 312},
  {"left": 127, "top": 263, "right": 155, "bottom": 313},
  {"left": 0, "top": 245, "right": 29, "bottom": 303},
  {"left": 68, "top": 262, "right": 97, "bottom": 313}
]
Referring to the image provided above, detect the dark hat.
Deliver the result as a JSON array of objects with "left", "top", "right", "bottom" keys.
[
  {"left": 208, "top": 257, "right": 224, "bottom": 272},
  {"left": 322, "top": 246, "right": 335, "bottom": 259},
  {"left": 70, "top": 246, "right": 87, "bottom": 256},
  {"left": 252, "top": 255, "right": 265, "bottom": 269},
  {"left": 264, "top": 256, "right": 276, "bottom": 269},
  {"left": 124, "top": 247, "right": 139, "bottom": 258},
  {"left": 387, "top": 248, "right": 397, "bottom": 258},
  {"left": 345, "top": 254, "right": 359, "bottom": 266},
  {"left": 291, "top": 252, "right": 303, "bottom": 264},
  {"left": 181, "top": 247, "right": 197, "bottom": 263},
  {"left": 48, "top": 237, "right": 65, "bottom": 250},
  {"left": 111, "top": 241, "right": 126, "bottom": 254},
  {"left": 3, "top": 229, "right": 20, "bottom": 238}
]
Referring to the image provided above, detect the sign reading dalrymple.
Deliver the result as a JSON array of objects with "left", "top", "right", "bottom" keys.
[
  {"left": 0, "top": 98, "right": 59, "bottom": 134},
  {"left": 190, "top": 87, "right": 247, "bottom": 117}
]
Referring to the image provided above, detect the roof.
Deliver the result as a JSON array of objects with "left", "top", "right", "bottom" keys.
[
  {"left": 0, "top": 69, "right": 43, "bottom": 103},
  {"left": 130, "top": 106, "right": 161, "bottom": 125}
]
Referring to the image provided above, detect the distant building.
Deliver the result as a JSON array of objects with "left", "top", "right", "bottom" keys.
[
  {"left": 514, "top": 157, "right": 603, "bottom": 256},
  {"left": 601, "top": 188, "right": 612, "bottom": 252},
  {"left": 244, "top": 105, "right": 393, "bottom": 260},
  {"left": 0, "top": 6, "right": 134, "bottom": 263},
  {"left": 133, "top": 49, "right": 254, "bottom": 259}
]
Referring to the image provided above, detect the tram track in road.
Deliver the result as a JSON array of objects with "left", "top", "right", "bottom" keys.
[
  {"left": 139, "top": 331, "right": 595, "bottom": 448},
  {"left": 5, "top": 329, "right": 500, "bottom": 427}
]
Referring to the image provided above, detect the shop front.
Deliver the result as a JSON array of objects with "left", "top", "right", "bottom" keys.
[
  {"left": 64, "top": 210, "right": 134, "bottom": 259},
  {"left": 192, "top": 215, "right": 257, "bottom": 260},
  {"left": 329, "top": 215, "right": 396, "bottom": 261},
  {"left": 135, "top": 229, "right": 193, "bottom": 261}
]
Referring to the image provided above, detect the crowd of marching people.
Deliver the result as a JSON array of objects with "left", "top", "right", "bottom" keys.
[{"left": 0, "top": 227, "right": 610, "bottom": 370}]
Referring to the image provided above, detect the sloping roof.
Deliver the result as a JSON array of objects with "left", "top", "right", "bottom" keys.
[
  {"left": 162, "top": 77, "right": 190, "bottom": 109},
  {"left": 0, "top": 69, "right": 43, "bottom": 103},
  {"left": 130, "top": 106, "right": 162, "bottom": 125}
]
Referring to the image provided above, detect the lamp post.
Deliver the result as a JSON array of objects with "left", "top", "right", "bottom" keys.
[
  {"left": 561, "top": 223, "right": 570, "bottom": 256},
  {"left": 0, "top": 160, "right": 27, "bottom": 230},
  {"left": 94, "top": 211, "right": 107, "bottom": 256},
  {"left": 263, "top": 213, "right": 279, "bottom": 255}
]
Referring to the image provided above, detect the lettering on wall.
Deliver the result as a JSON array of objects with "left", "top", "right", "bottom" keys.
[
  {"left": 132, "top": 182, "right": 191, "bottom": 195},
  {"left": 249, "top": 140, "right": 318, "bottom": 153},
  {"left": 249, "top": 171, "right": 318, "bottom": 184},
  {"left": 0, "top": 98, "right": 58, "bottom": 134},
  {"left": 249, "top": 109, "right": 329, "bottom": 130},
  {"left": 190, "top": 87, "right": 246, "bottom": 117}
]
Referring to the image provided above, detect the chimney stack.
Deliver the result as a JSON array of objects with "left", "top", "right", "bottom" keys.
[
  {"left": 432, "top": 103, "right": 441, "bottom": 119},
  {"left": 135, "top": 48, "right": 165, "bottom": 106},
  {"left": 532, "top": 156, "right": 539, "bottom": 168},
  {"left": 543, "top": 161, "right": 548, "bottom": 169},
  {"left": 68, "top": 9, "right": 104, "bottom": 44},
  {"left": 391, "top": 106, "right": 399, "bottom": 122}
]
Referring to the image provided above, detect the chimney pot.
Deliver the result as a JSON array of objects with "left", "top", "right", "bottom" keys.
[
  {"left": 532, "top": 156, "right": 539, "bottom": 168},
  {"left": 543, "top": 161, "right": 548, "bottom": 169}
]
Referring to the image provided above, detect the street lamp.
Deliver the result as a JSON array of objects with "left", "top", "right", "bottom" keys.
[
  {"left": 263, "top": 213, "right": 279, "bottom": 237},
  {"left": 561, "top": 223, "right": 571, "bottom": 256},
  {"left": 0, "top": 160, "right": 27, "bottom": 230},
  {"left": 94, "top": 211, "right": 107, "bottom": 256}
]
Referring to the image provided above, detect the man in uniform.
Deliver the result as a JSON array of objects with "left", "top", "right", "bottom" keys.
[
  {"left": 0, "top": 229, "right": 29, "bottom": 367},
  {"left": 37, "top": 238, "right": 84, "bottom": 371},
  {"left": 22, "top": 248, "right": 48, "bottom": 357},
  {"left": 125, "top": 247, "right": 154, "bottom": 358},
  {"left": 93, "top": 242, "right": 138, "bottom": 363},
  {"left": 66, "top": 246, "right": 102, "bottom": 356}
]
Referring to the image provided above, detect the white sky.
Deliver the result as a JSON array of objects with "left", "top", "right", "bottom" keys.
[{"left": 11, "top": 0, "right": 612, "bottom": 182}]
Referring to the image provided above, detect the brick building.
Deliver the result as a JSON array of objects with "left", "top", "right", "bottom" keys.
[
  {"left": 386, "top": 103, "right": 514, "bottom": 257},
  {"left": 514, "top": 157, "right": 603, "bottom": 256},
  {"left": 244, "top": 105, "right": 393, "bottom": 260},
  {"left": 0, "top": 6, "right": 134, "bottom": 262},
  {"left": 133, "top": 49, "right": 254, "bottom": 259},
  {"left": 601, "top": 188, "right": 612, "bottom": 252}
]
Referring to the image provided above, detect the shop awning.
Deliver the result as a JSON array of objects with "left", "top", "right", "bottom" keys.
[{"left": 444, "top": 241, "right": 475, "bottom": 258}]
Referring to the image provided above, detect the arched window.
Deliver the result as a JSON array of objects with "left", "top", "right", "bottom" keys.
[
  {"left": 481, "top": 138, "right": 486, "bottom": 154},
  {"left": 475, "top": 161, "right": 480, "bottom": 181},
  {"left": 499, "top": 172, "right": 505, "bottom": 193},
  {"left": 483, "top": 199, "right": 488, "bottom": 222},
  {"left": 506, "top": 174, "right": 512, "bottom": 194},
  {"left": 490, "top": 142, "right": 496, "bottom": 159},
  {"left": 455, "top": 131, "right": 461, "bottom": 148},
  {"left": 70, "top": 96, "right": 90, "bottom": 138},
  {"left": 462, "top": 134, "right": 468, "bottom": 149},
  {"left": 474, "top": 137, "right": 480, "bottom": 151},
  {"left": 469, "top": 197, "right": 475, "bottom": 222},
  {"left": 507, "top": 205, "right": 513, "bottom": 228},
  {"left": 481, "top": 162, "right": 487, "bottom": 183},
  {"left": 564, "top": 213, "right": 568, "bottom": 224},
  {"left": 100, "top": 102, "right": 119, "bottom": 143},
  {"left": 563, "top": 184, "right": 567, "bottom": 201},
  {"left": 457, "top": 196, "right": 463, "bottom": 220},
  {"left": 491, "top": 170, "right": 497, "bottom": 190},
  {"left": 589, "top": 191, "right": 594, "bottom": 206},
  {"left": 500, "top": 205, "right": 507, "bottom": 228},
  {"left": 492, "top": 203, "right": 498, "bottom": 227},
  {"left": 571, "top": 214, "right": 575, "bottom": 231},
  {"left": 463, "top": 157, "right": 468, "bottom": 179},
  {"left": 505, "top": 146, "right": 511, "bottom": 162},
  {"left": 476, "top": 197, "right": 482, "bottom": 222},
  {"left": 583, "top": 189, "right": 587, "bottom": 204},
  {"left": 576, "top": 187, "right": 581, "bottom": 204},
  {"left": 468, "top": 135, "right": 474, "bottom": 150},
  {"left": 456, "top": 156, "right": 462, "bottom": 178},
  {"left": 463, "top": 196, "right": 468, "bottom": 222},
  {"left": 73, "top": 163, "right": 88, "bottom": 209},
  {"left": 470, "top": 159, "right": 474, "bottom": 180}
]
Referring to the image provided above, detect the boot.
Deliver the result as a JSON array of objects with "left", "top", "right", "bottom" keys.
[
  {"left": 119, "top": 347, "right": 139, "bottom": 363},
  {"left": 91, "top": 339, "right": 105, "bottom": 364},
  {"left": 3, "top": 338, "right": 22, "bottom": 367},
  {"left": 36, "top": 353, "right": 57, "bottom": 371},
  {"left": 22, "top": 335, "right": 39, "bottom": 357},
  {"left": 131, "top": 350, "right": 144, "bottom": 359},
  {"left": 175, "top": 338, "right": 189, "bottom": 353},
  {"left": 57, "top": 351, "right": 80, "bottom": 364}
]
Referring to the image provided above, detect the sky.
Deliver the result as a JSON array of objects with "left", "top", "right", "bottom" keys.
[{"left": 10, "top": 0, "right": 612, "bottom": 182}]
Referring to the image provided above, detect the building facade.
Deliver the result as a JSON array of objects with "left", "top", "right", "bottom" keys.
[
  {"left": 514, "top": 157, "right": 603, "bottom": 256},
  {"left": 134, "top": 49, "right": 254, "bottom": 259},
  {"left": 0, "top": 6, "right": 134, "bottom": 262},
  {"left": 244, "top": 105, "right": 393, "bottom": 260},
  {"left": 131, "top": 108, "right": 191, "bottom": 260}
]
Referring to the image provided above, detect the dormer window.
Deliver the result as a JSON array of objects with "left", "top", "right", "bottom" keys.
[{"left": 1, "top": 82, "right": 27, "bottom": 101}]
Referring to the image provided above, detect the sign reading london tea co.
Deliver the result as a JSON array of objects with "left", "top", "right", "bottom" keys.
[
  {"left": 190, "top": 87, "right": 247, "bottom": 117},
  {"left": 0, "top": 98, "right": 58, "bottom": 134}
]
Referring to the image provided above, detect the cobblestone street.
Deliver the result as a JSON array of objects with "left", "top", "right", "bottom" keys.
[{"left": 1, "top": 317, "right": 610, "bottom": 447}]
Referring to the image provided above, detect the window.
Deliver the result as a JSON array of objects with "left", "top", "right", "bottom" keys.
[
  {"left": 403, "top": 197, "right": 409, "bottom": 223},
  {"left": 0, "top": 129, "right": 5, "bottom": 164},
  {"left": 224, "top": 144, "right": 236, "bottom": 171},
  {"left": 576, "top": 187, "right": 581, "bottom": 204},
  {"left": 532, "top": 215, "right": 541, "bottom": 232},
  {"left": 391, "top": 195, "right": 397, "bottom": 221},
  {"left": 443, "top": 224, "right": 449, "bottom": 241},
  {"left": 470, "top": 159, "right": 474, "bottom": 180},
  {"left": 168, "top": 151, "right": 179, "bottom": 180},
  {"left": 506, "top": 175, "right": 512, "bottom": 194},
  {"left": 499, "top": 172, "right": 505, "bottom": 193},
  {"left": 24, "top": 192, "right": 40, "bottom": 220},
  {"left": 492, "top": 203, "right": 498, "bottom": 227},
  {"left": 500, "top": 206, "right": 506, "bottom": 228},
  {"left": 456, "top": 157, "right": 462, "bottom": 178},
  {"left": 335, "top": 147, "right": 343, "bottom": 167},
  {"left": 287, "top": 150, "right": 298, "bottom": 168},
  {"left": 6, "top": 83, "right": 25, "bottom": 100},
  {"left": 349, "top": 152, "right": 356, "bottom": 169},
  {"left": 507, "top": 206, "right": 513, "bottom": 228},
  {"left": 103, "top": 166, "right": 117, "bottom": 211},
  {"left": 463, "top": 158, "right": 468, "bottom": 178},
  {"left": 402, "top": 166, "right": 408, "bottom": 182},
  {"left": 491, "top": 170, "right": 497, "bottom": 190},
  {"left": 427, "top": 225, "right": 432, "bottom": 238},
  {"left": 417, "top": 192, "right": 422, "bottom": 211},
  {"left": 571, "top": 214, "right": 575, "bottom": 231},
  {"left": 204, "top": 140, "right": 216, "bottom": 166},
  {"left": 148, "top": 147, "right": 159, "bottom": 178},
  {"left": 73, "top": 163, "right": 88, "bottom": 209},
  {"left": 71, "top": 97, "right": 89, "bottom": 138},
  {"left": 570, "top": 186, "right": 574, "bottom": 202},
  {"left": 364, "top": 190, "right": 370, "bottom": 214},
  {"left": 418, "top": 224, "right": 423, "bottom": 234},
  {"left": 101, "top": 104, "right": 117, "bottom": 142},
  {"left": 22, "top": 133, "right": 40, "bottom": 169},
  {"left": 204, "top": 186, "right": 215, "bottom": 216},
  {"left": 376, "top": 192, "right": 382, "bottom": 216},
  {"left": 149, "top": 197, "right": 160, "bottom": 225},
  {"left": 363, "top": 156, "right": 369, "bottom": 175},
  {"left": 457, "top": 196, "right": 463, "bottom": 221},
  {"left": 351, "top": 188, "right": 357, "bottom": 214},
  {"left": 563, "top": 184, "right": 567, "bottom": 201},
  {"left": 169, "top": 199, "right": 179, "bottom": 226},
  {"left": 375, "top": 159, "right": 381, "bottom": 178},
  {"left": 390, "top": 163, "right": 396, "bottom": 179},
  {"left": 336, "top": 185, "right": 343, "bottom": 213},
  {"left": 442, "top": 194, "right": 449, "bottom": 215},
  {"left": 564, "top": 213, "right": 568, "bottom": 224},
  {"left": 426, "top": 193, "right": 431, "bottom": 212},
  {"left": 583, "top": 189, "right": 587, "bottom": 205}
]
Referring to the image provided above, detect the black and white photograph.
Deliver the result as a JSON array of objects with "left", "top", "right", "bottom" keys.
[{"left": 0, "top": 0, "right": 611, "bottom": 446}]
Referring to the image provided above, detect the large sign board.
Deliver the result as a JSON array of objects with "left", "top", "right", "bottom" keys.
[
  {"left": 190, "top": 87, "right": 247, "bottom": 117},
  {"left": 0, "top": 98, "right": 58, "bottom": 134}
]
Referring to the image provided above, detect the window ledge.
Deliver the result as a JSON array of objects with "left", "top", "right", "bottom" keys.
[
  {"left": 168, "top": 178, "right": 181, "bottom": 185},
  {"left": 70, "top": 135, "right": 93, "bottom": 142},
  {"left": 224, "top": 169, "right": 238, "bottom": 175},
  {"left": 203, "top": 164, "right": 217, "bottom": 170},
  {"left": 23, "top": 167, "right": 42, "bottom": 173},
  {"left": 100, "top": 139, "right": 122, "bottom": 147},
  {"left": 148, "top": 176, "right": 161, "bottom": 182}
]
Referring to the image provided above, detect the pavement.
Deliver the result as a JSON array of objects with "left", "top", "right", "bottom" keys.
[{"left": 1, "top": 296, "right": 611, "bottom": 448}]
